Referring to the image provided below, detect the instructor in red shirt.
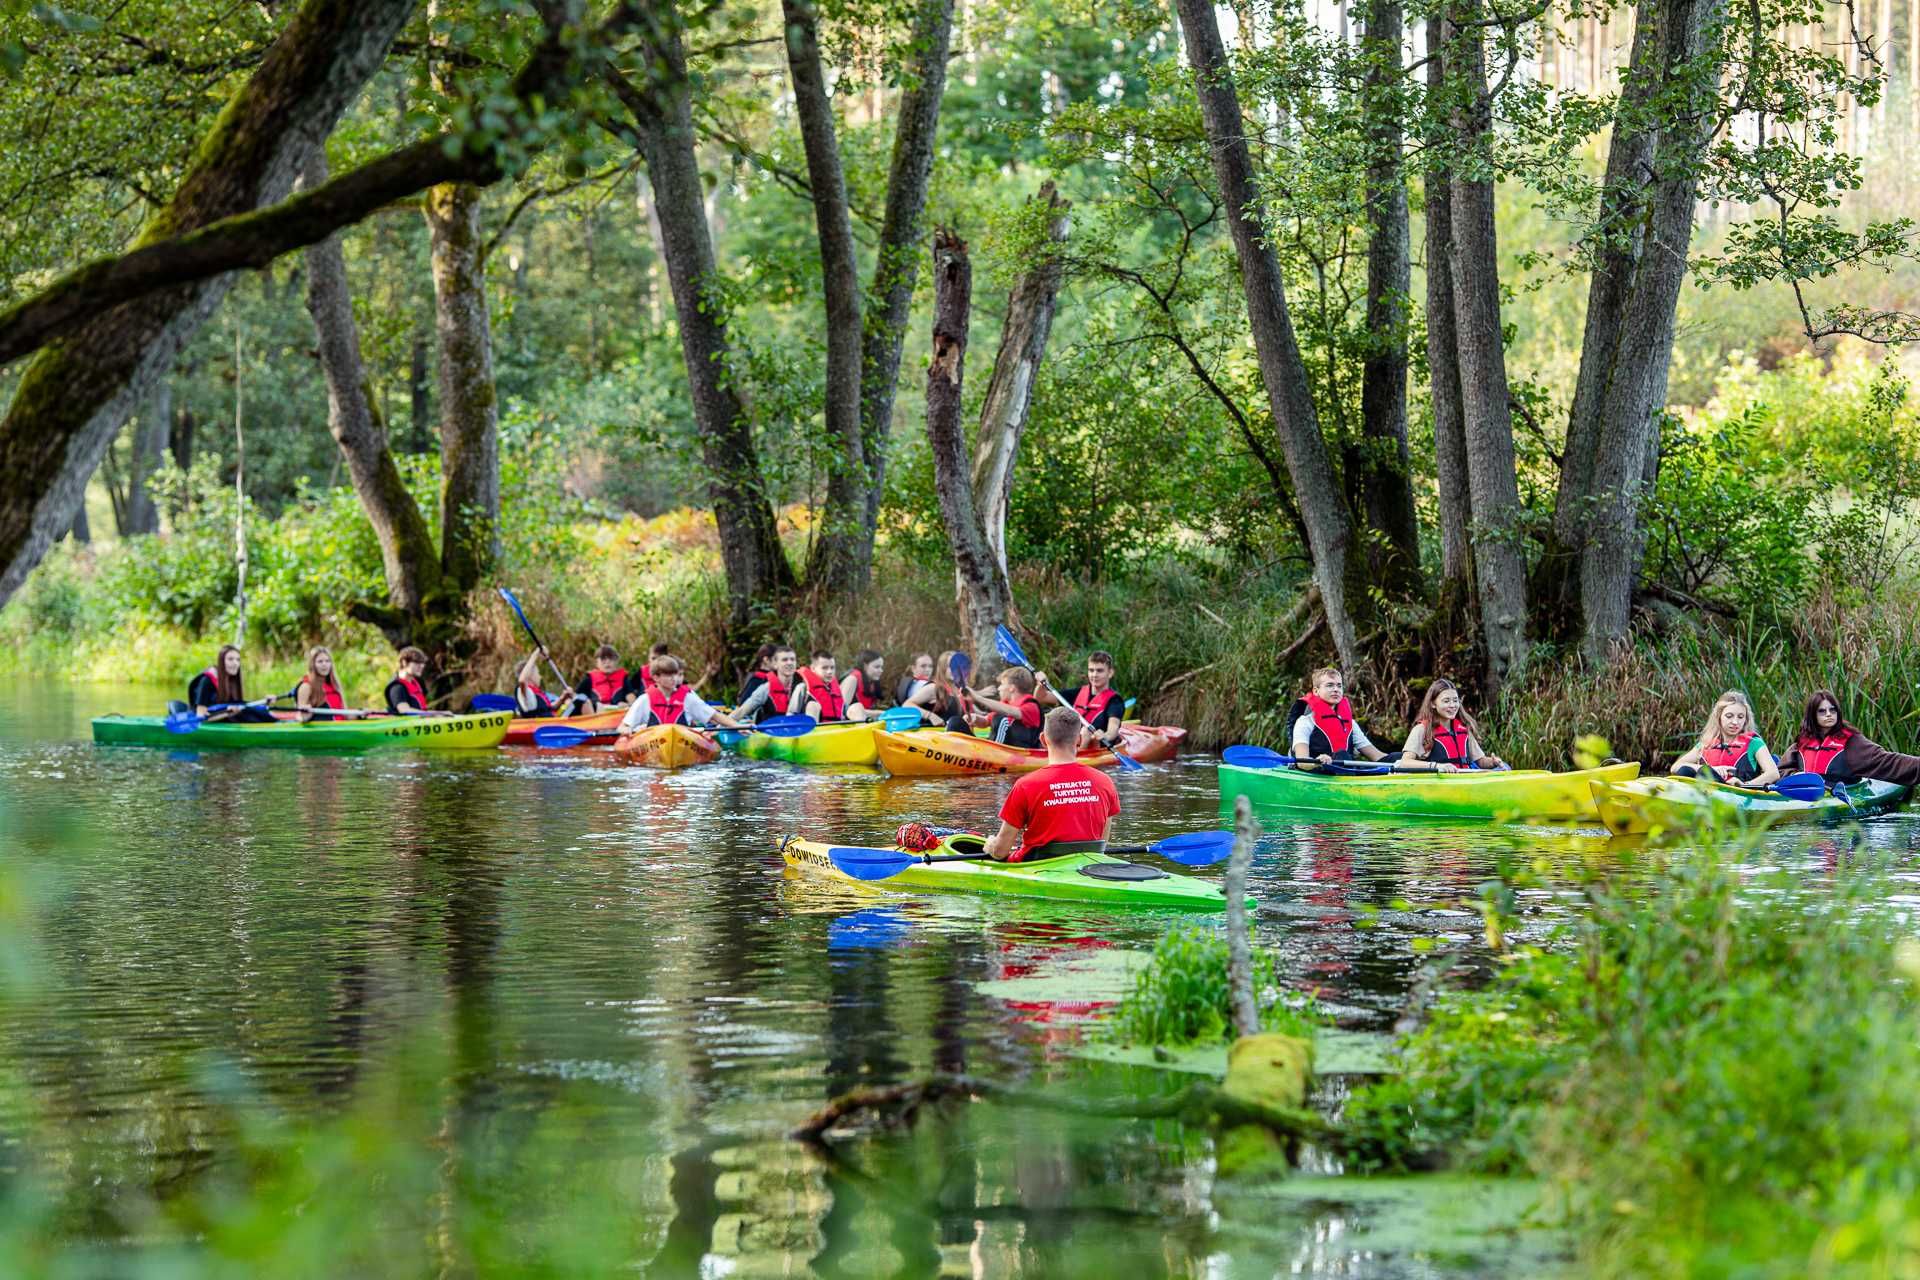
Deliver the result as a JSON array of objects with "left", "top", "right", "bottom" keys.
[{"left": 985, "top": 707, "right": 1122, "bottom": 862}]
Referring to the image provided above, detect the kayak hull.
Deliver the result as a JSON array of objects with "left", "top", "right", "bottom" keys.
[
  {"left": 872, "top": 725, "right": 1183, "bottom": 777},
  {"left": 612, "top": 724, "right": 721, "bottom": 769},
  {"left": 91, "top": 711, "right": 512, "bottom": 751},
  {"left": 1591, "top": 776, "right": 1911, "bottom": 836},
  {"left": 503, "top": 708, "right": 624, "bottom": 746},
  {"left": 1219, "top": 760, "right": 1641, "bottom": 822},
  {"left": 780, "top": 835, "right": 1244, "bottom": 911},
  {"left": 739, "top": 720, "right": 881, "bottom": 766}
]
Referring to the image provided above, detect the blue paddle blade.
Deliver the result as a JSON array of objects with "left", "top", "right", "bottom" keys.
[
  {"left": 532, "top": 725, "right": 605, "bottom": 748},
  {"left": 949, "top": 653, "right": 972, "bottom": 683},
  {"left": 712, "top": 728, "right": 746, "bottom": 748},
  {"left": 993, "top": 624, "right": 1031, "bottom": 669},
  {"left": 882, "top": 707, "right": 922, "bottom": 731},
  {"left": 470, "top": 694, "right": 516, "bottom": 712},
  {"left": 1223, "top": 744, "right": 1291, "bottom": 769},
  {"left": 163, "top": 712, "right": 202, "bottom": 735},
  {"left": 1772, "top": 771, "right": 1826, "bottom": 802},
  {"left": 755, "top": 714, "right": 819, "bottom": 738},
  {"left": 1148, "top": 830, "right": 1236, "bottom": 865},
  {"left": 826, "top": 846, "right": 919, "bottom": 881},
  {"left": 1109, "top": 745, "right": 1144, "bottom": 773}
]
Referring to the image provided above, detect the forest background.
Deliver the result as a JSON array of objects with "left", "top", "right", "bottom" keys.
[{"left": 4, "top": 0, "right": 1920, "bottom": 765}]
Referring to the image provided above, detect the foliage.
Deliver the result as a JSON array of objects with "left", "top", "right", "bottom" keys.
[{"left": 1105, "top": 924, "right": 1316, "bottom": 1047}]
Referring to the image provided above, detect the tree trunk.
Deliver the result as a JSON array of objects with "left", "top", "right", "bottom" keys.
[
  {"left": 857, "top": 0, "right": 956, "bottom": 570},
  {"left": 1357, "top": 0, "right": 1419, "bottom": 590},
  {"left": 971, "top": 182, "right": 1070, "bottom": 586},
  {"left": 171, "top": 406, "right": 194, "bottom": 472},
  {"left": 409, "top": 322, "right": 432, "bottom": 453},
  {"left": 304, "top": 150, "right": 444, "bottom": 644},
  {"left": 425, "top": 180, "right": 499, "bottom": 596},
  {"left": 1425, "top": 32, "right": 1472, "bottom": 590},
  {"left": 0, "top": 0, "right": 415, "bottom": 608},
  {"left": 1444, "top": 1, "right": 1529, "bottom": 692},
  {"left": 784, "top": 0, "right": 869, "bottom": 596},
  {"left": 124, "top": 378, "right": 169, "bottom": 536},
  {"left": 926, "top": 230, "right": 1012, "bottom": 663},
  {"left": 67, "top": 502, "right": 89, "bottom": 545},
  {"left": 1174, "top": 0, "right": 1363, "bottom": 674},
  {"left": 609, "top": 28, "right": 795, "bottom": 632}
]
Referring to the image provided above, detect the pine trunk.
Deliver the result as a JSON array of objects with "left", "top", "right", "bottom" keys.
[{"left": 426, "top": 180, "right": 500, "bottom": 596}]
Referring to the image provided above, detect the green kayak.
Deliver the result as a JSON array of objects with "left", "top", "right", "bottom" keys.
[
  {"left": 91, "top": 711, "right": 512, "bottom": 751},
  {"left": 1219, "top": 760, "right": 1641, "bottom": 822},
  {"left": 1592, "top": 775, "right": 1910, "bottom": 835},
  {"left": 780, "top": 833, "right": 1249, "bottom": 911}
]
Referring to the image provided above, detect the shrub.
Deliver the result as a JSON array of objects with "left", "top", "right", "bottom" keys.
[{"left": 1106, "top": 924, "right": 1316, "bottom": 1047}]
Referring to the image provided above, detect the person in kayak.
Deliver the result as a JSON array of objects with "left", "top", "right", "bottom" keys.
[
  {"left": 736, "top": 642, "right": 780, "bottom": 706},
  {"left": 1671, "top": 690, "right": 1780, "bottom": 787},
  {"left": 295, "top": 646, "right": 363, "bottom": 721},
  {"left": 571, "top": 645, "right": 637, "bottom": 711},
  {"left": 1040, "top": 650, "right": 1126, "bottom": 746},
  {"left": 840, "top": 650, "right": 887, "bottom": 722},
  {"left": 796, "top": 651, "right": 849, "bottom": 722},
  {"left": 904, "top": 650, "right": 974, "bottom": 730},
  {"left": 616, "top": 656, "right": 744, "bottom": 733},
  {"left": 985, "top": 707, "right": 1121, "bottom": 861},
  {"left": 187, "top": 645, "right": 276, "bottom": 722},
  {"left": 385, "top": 647, "right": 437, "bottom": 715},
  {"left": 895, "top": 653, "right": 934, "bottom": 707},
  {"left": 1399, "top": 678, "right": 1503, "bottom": 773},
  {"left": 974, "top": 665, "right": 1044, "bottom": 749},
  {"left": 514, "top": 648, "right": 562, "bottom": 717},
  {"left": 1779, "top": 689, "right": 1920, "bottom": 786},
  {"left": 734, "top": 645, "right": 803, "bottom": 724},
  {"left": 1289, "top": 667, "right": 1388, "bottom": 766},
  {"left": 635, "top": 642, "right": 672, "bottom": 699}
]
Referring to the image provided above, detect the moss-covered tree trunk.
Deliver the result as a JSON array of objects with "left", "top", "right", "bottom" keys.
[{"left": 426, "top": 180, "right": 500, "bottom": 597}]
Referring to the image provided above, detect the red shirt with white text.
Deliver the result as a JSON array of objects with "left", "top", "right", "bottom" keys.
[{"left": 999, "top": 762, "right": 1121, "bottom": 860}]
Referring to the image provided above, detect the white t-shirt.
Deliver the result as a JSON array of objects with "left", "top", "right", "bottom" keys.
[
  {"left": 1291, "top": 712, "right": 1374, "bottom": 756},
  {"left": 619, "top": 690, "right": 719, "bottom": 734}
]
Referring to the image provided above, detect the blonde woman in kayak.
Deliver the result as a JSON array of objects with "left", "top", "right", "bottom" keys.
[
  {"left": 1670, "top": 690, "right": 1780, "bottom": 787},
  {"left": 1400, "top": 678, "right": 1503, "bottom": 773},
  {"left": 295, "top": 646, "right": 365, "bottom": 721}
]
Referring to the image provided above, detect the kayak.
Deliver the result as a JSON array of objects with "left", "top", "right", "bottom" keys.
[
  {"left": 872, "top": 725, "right": 1184, "bottom": 777},
  {"left": 91, "top": 711, "right": 512, "bottom": 751},
  {"left": 1218, "top": 760, "right": 1641, "bottom": 822},
  {"left": 1591, "top": 775, "right": 1910, "bottom": 836},
  {"left": 779, "top": 832, "right": 1247, "bottom": 911},
  {"left": 738, "top": 719, "right": 882, "bottom": 766},
  {"left": 612, "top": 723, "right": 721, "bottom": 770},
  {"left": 503, "top": 708, "right": 624, "bottom": 746}
]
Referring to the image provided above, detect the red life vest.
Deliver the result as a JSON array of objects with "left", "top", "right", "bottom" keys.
[
  {"left": 761, "top": 672, "right": 793, "bottom": 715},
  {"left": 1303, "top": 693, "right": 1355, "bottom": 754},
  {"left": 851, "top": 671, "right": 880, "bottom": 711},
  {"left": 1428, "top": 718, "right": 1471, "bottom": 764},
  {"left": 398, "top": 676, "right": 429, "bottom": 711},
  {"left": 1074, "top": 685, "right": 1121, "bottom": 726},
  {"left": 1701, "top": 731, "right": 1755, "bottom": 772},
  {"left": 801, "top": 668, "right": 846, "bottom": 721},
  {"left": 589, "top": 668, "right": 628, "bottom": 704},
  {"left": 643, "top": 683, "right": 690, "bottom": 727},
  {"left": 304, "top": 677, "right": 344, "bottom": 711},
  {"left": 1795, "top": 729, "right": 1852, "bottom": 777}
]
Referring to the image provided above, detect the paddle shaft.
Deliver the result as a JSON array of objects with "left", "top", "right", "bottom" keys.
[{"left": 500, "top": 588, "right": 574, "bottom": 703}]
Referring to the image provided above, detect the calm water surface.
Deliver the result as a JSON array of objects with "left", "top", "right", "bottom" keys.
[{"left": 3, "top": 679, "right": 1916, "bottom": 1276}]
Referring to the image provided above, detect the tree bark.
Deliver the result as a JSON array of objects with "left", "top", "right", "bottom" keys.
[
  {"left": 425, "top": 180, "right": 500, "bottom": 595},
  {"left": 971, "top": 182, "right": 1069, "bottom": 587},
  {"left": 124, "top": 378, "right": 169, "bottom": 536},
  {"left": 609, "top": 25, "right": 795, "bottom": 631},
  {"left": 1357, "top": 0, "right": 1419, "bottom": 590},
  {"left": 0, "top": 0, "right": 416, "bottom": 608},
  {"left": 409, "top": 322, "right": 432, "bottom": 452},
  {"left": 171, "top": 406, "right": 194, "bottom": 472},
  {"left": 1444, "top": 1, "right": 1529, "bottom": 693},
  {"left": 303, "top": 150, "right": 442, "bottom": 641},
  {"left": 1174, "top": 0, "right": 1363, "bottom": 674},
  {"left": 783, "top": 0, "right": 869, "bottom": 595},
  {"left": 856, "top": 0, "right": 955, "bottom": 577},
  {"left": 1425, "top": 32, "right": 1472, "bottom": 590}
]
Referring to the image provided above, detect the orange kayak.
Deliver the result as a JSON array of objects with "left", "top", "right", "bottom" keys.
[
  {"left": 502, "top": 708, "right": 625, "bottom": 746},
  {"left": 612, "top": 723, "right": 721, "bottom": 769},
  {"left": 872, "top": 725, "right": 1183, "bottom": 777}
]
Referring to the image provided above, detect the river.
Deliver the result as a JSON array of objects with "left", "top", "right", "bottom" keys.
[{"left": 2, "top": 679, "right": 1912, "bottom": 1276}]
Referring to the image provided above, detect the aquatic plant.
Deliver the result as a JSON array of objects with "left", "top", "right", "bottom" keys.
[{"left": 1105, "top": 924, "right": 1317, "bottom": 1048}]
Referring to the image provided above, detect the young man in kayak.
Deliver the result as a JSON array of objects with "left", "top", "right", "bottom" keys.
[
  {"left": 295, "top": 646, "right": 365, "bottom": 721},
  {"left": 1040, "top": 650, "right": 1126, "bottom": 746},
  {"left": 187, "top": 645, "right": 276, "bottom": 722},
  {"left": 616, "top": 656, "right": 744, "bottom": 733},
  {"left": 733, "top": 645, "right": 803, "bottom": 724},
  {"left": 796, "top": 651, "right": 850, "bottom": 723},
  {"left": 840, "top": 650, "right": 887, "bottom": 722},
  {"left": 385, "top": 647, "right": 438, "bottom": 715},
  {"left": 1671, "top": 690, "right": 1781, "bottom": 787},
  {"left": 571, "top": 645, "right": 637, "bottom": 711},
  {"left": 985, "top": 707, "right": 1121, "bottom": 861},
  {"left": 974, "top": 665, "right": 1045, "bottom": 749},
  {"left": 1779, "top": 689, "right": 1920, "bottom": 786},
  {"left": 1289, "top": 667, "right": 1388, "bottom": 766},
  {"left": 1399, "top": 678, "right": 1502, "bottom": 772}
]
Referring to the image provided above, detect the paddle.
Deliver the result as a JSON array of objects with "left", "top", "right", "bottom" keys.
[
  {"left": 470, "top": 693, "right": 517, "bottom": 713},
  {"left": 1221, "top": 744, "right": 1394, "bottom": 775},
  {"left": 498, "top": 587, "right": 576, "bottom": 711},
  {"left": 826, "top": 830, "right": 1236, "bottom": 881},
  {"left": 881, "top": 706, "right": 923, "bottom": 731},
  {"left": 1769, "top": 771, "right": 1827, "bottom": 802},
  {"left": 532, "top": 724, "right": 626, "bottom": 748},
  {"left": 746, "top": 714, "right": 819, "bottom": 738},
  {"left": 164, "top": 688, "right": 298, "bottom": 734},
  {"left": 992, "top": 624, "right": 1142, "bottom": 773}
]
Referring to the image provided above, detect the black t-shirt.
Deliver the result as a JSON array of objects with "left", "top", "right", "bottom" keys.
[
  {"left": 187, "top": 672, "right": 221, "bottom": 710},
  {"left": 385, "top": 678, "right": 425, "bottom": 714},
  {"left": 1062, "top": 685, "right": 1125, "bottom": 733}
]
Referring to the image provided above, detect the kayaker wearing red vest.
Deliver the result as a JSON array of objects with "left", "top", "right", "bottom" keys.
[
  {"left": 974, "top": 665, "right": 1045, "bottom": 750},
  {"left": 985, "top": 707, "right": 1122, "bottom": 862},
  {"left": 1671, "top": 690, "right": 1780, "bottom": 787},
  {"left": 735, "top": 642, "right": 780, "bottom": 706},
  {"left": 616, "top": 656, "right": 743, "bottom": 733},
  {"left": 295, "top": 646, "right": 364, "bottom": 721},
  {"left": 636, "top": 642, "right": 672, "bottom": 698},
  {"left": 187, "top": 644, "right": 276, "bottom": 722},
  {"left": 796, "top": 651, "right": 849, "bottom": 722},
  {"left": 1041, "top": 650, "right": 1126, "bottom": 746},
  {"left": 571, "top": 645, "right": 638, "bottom": 711},
  {"left": 904, "top": 649, "right": 974, "bottom": 730},
  {"left": 384, "top": 646, "right": 438, "bottom": 715},
  {"left": 734, "top": 645, "right": 802, "bottom": 724},
  {"left": 840, "top": 650, "right": 887, "bottom": 723},
  {"left": 1399, "top": 678, "right": 1503, "bottom": 772},
  {"left": 1779, "top": 689, "right": 1920, "bottom": 787},
  {"left": 1289, "top": 667, "right": 1387, "bottom": 766},
  {"left": 514, "top": 647, "right": 561, "bottom": 717},
  {"left": 895, "top": 652, "right": 934, "bottom": 707}
]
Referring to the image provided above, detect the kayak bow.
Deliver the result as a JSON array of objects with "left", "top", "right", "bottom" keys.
[{"left": 1218, "top": 759, "right": 1640, "bottom": 823}]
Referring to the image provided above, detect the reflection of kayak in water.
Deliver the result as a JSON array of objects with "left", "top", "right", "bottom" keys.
[
  {"left": 1219, "top": 760, "right": 1639, "bottom": 822},
  {"left": 1591, "top": 776, "right": 1910, "bottom": 836}
]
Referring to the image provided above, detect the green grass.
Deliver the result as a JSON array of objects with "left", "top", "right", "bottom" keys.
[{"left": 1104, "top": 924, "right": 1320, "bottom": 1047}]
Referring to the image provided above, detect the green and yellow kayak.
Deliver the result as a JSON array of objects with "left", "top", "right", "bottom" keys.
[
  {"left": 1591, "top": 775, "right": 1910, "bottom": 836},
  {"left": 737, "top": 720, "right": 882, "bottom": 766},
  {"left": 91, "top": 711, "right": 512, "bottom": 751},
  {"left": 1219, "top": 760, "right": 1640, "bottom": 823},
  {"left": 780, "top": 833, "right": 1247, "bottom": 911}
]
